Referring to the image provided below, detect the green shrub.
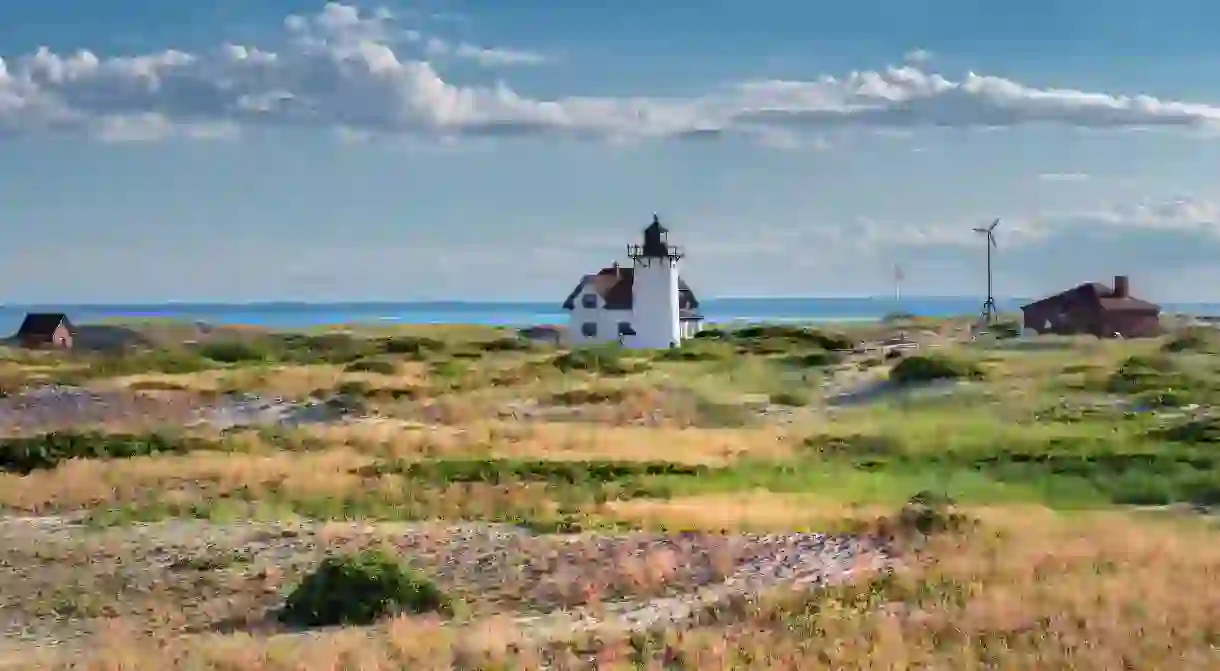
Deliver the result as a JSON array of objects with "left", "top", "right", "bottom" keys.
[
  {"left": 652, "top": 343, "right": 732, "bottom": 362},
  {"left": 197, "top": 340, "right": 269, "bottom": 364},
  {"left": 449, "top": 350, "right": 486, "bottom": 359},
  {"left": 803, "top": 433, "right": 903, "bottom": 459},
  {"left": 1132, "top": 389, "right": 1190, "bottom": 409},
  {"left": 334, "top": 380, "right": 373, "bottom": 397},
  {"left": 475, "top": 337, "right": 534, "bottom": 353},
  {"left": 382, "top": 336, "right": 446, "bottom": 357},
  {"left": 377, "top": 385, "right": 424, "bottom": 400},
  {"left": 429, "top": 359, "right": 469, "bottom": 380},
  {"left": 80, "top": 350, "right": 212, "bottom": 378},
  {"left": 889, "top": 354, "right": 983, "bottom": 385},
  {"left": 280, "top": 549, "right": 452, "bottom": 627},
  {"left": 991, "top": 320, "right": 1022, "bottom": 339},
  {"left": 1150, "top": 416, "right": 1220, "bottom": 444},
  {"left": 0, "top": 432, "right": 203, "bottom": 473},
  {"left": 1163, "top": 327, "right": 1220, "bottom": 354},
  {"left": 274, "top": 333, "right": 375, "bottom": 365},
  {"left": 781, "top": 350, "right": 841, "bottom": 368},
  {"left": 731, "top": 325, "right": 855, "bottom": 351},
  {"left": 551, "top": 347, "right": 634, "bottom": 375},
  {"left": 326, "top": 387, "right": 372, "bottom": 414},
  {"left": 896, "top": 494, "right": 975, "bottom": 536},
  {"left": 1106, "top": 354, "right": 1188, "bottom": 394},
  {"left": 343, "top": 358, "right": 398, "bottom": 375},
  {"left": 549, "top": 387, "right": 627, "bottom": 405},
  {"left": 692, "top": 398, "right": 757, "bottom": 428},
  {"left": 769, "top": 390, "right": 811, "bottom": 407}
]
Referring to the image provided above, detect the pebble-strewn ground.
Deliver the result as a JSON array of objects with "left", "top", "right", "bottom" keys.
[
  {"left": 0, "top": 386, "right": 357, "bottom": 434},
  {"left": 0, "top": 387, "right": 209, "bottom": 433},
  {"left": 0, "top": 517, "right": 893, "bottom": 656}
]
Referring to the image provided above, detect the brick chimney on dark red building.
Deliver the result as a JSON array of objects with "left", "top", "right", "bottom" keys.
[{"left": 1113, "top": 275, "right": 1130, "bottom": 298}]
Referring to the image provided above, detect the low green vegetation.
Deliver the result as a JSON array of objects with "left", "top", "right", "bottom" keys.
[
  {"left": 1162, "top": 326, "right": 1220, "bottom": 354},
  {"left": 0, "top": 431, "right": 211, "bottom": 474},
  {"left": 547, "top": 387, "right": 629, "bottom": 405},
  {"left": 9, "top": 319, "right": 1220, "bottom": 518},
  {"left": 16, "top": 326, "right": 546, "bottom": 383},
  {"left": 694, "top": 324, "right": 855, "bottom": 357},
  {"left": 280, "top": 549, "right": 453, "bottom": 627},
  {"left": 379, "top": 335, "right": 447, "bottom": 357},
  {"left": 769, "top": 389, "right": 812, "bottom": 406},
  {"left": 8, "top": 318, "right": 1220, "bottom": 669},
  {"left": 889, "top": 354, "right": 983, "bottom": 385},
  {"left": 1099, "top": 353, "right": 1220, "bottom": 406},
  {"left": 52, "top": 350, "right": 213, "bottom": 382},
  {"left": 196, "top": 340, "right": 271, "bottom": 364},
  {"left": 794, "top": 410, "right": 1220, "bottom": 508},
  {"left": 550, "top": 346, "right": 638, "bottom": 375},
  {"left": 360, "top": 458, "right": 711, "bottom": 484},
  {"left": 341, "top": 358, "right": 399, "bottom": 375}
]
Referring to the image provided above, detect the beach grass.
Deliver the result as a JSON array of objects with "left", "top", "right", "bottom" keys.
[{"left": 2, "top": 317, "right": 1220, "bottom": 668}]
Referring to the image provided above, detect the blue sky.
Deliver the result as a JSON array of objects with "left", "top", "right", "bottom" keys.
[{"left": 2, "top": 0, "right": 1219, "bottom": 303}]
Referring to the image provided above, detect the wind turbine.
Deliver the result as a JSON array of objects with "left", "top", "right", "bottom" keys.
[{"left": 972, "top": 218, "right": 1000, "bottom": 323}]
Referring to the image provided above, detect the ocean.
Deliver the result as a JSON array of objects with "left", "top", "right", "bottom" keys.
[{"left": 1, "top": 297, "right": 1218, "bottom": 333}]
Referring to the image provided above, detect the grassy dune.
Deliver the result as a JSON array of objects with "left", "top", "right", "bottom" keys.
[{"left": 2, "top": 319, "right": 1220, "bottom": 668}]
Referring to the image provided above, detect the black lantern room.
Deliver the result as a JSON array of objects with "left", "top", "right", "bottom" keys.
[{"left": 627, "top": 214, "right": 684, "bottom": 262}]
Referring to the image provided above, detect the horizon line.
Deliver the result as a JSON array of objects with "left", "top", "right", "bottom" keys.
[{"left": 0, "top": 295, "right": 1047, "bottom": 308}]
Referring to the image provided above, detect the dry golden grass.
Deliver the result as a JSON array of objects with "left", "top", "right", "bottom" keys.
[
  {"left": 303, "top": 420, "right": 795, "bottom": 463},
  {"left": 601, "top": 492, "right": 893, "bottom": 532},
  {"left": 5, "top": 323, "right": 1220, "bottom": 668},
  {"left": 0, "top": 448, "right": 368, "bottom": 512},
  {"left": 10, "top": 506, "right": 1216, "bottom": 670},
  {"left": 100, "top": 362, "right": 433, "bottom": 397},
  {"left": 0, "top": 422, "right": 795, "bottom": 514}
]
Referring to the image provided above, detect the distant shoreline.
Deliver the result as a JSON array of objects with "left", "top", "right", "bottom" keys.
[
  {"left": 2, "top": 298, "right": 1218, "bottom": 333},
  {"left": 0, "top": 296, "right": 1029, "bottom": 310}
]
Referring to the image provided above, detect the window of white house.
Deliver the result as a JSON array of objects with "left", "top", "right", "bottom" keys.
[
  {"left": 581, "top": 293, "right": 598, "bottom": 308},
  {"left": 581, "top": 322, "right": 598, "bottom": 337},
  {"left": 617, "top": 322, "right": 632, "bottom": 335}
]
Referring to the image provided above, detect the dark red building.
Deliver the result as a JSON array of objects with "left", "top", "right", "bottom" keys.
[
  {"left": 15, "top": 313, "right": 75, "bottom": 349},
  {"left": 1020, "top": 275, "right": 1161, "bottom": 338}
]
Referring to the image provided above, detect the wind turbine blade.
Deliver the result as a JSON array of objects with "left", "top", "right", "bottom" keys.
[
  {"left": 989, "top": 234, "right": 997, "bottom": 248},
  {"left": 989, "top": 218, "right": 1000, "bottom": 231},
  {"left": 971, "top": 227, "right": 987, "bottom": 233}
]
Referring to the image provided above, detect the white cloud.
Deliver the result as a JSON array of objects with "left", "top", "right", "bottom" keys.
[
  {"left": 850, "top": 195, "right": 1220, "bottom": 251},
  {"left": 1038, "top": 172, "right": 1090, "bottom": 182},
  {"left": 451, "top": 43, "right": 548, "bottom": 67},
  {"left": 1, "top": 3, "right": 1220, "bottom": 145},
  {"left": 903, "top": 49, "right": 933, "bottom": 65}
]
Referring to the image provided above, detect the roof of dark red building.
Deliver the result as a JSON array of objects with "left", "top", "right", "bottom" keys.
[
  {"left": 16, "top": 313, "right": 73, "bottom": 338},
  {"left": 1021, "top": 282, "right": 1159, "bottom": 313},
  {"left": 561, "top": 266, "right": 700, "bottom": 314}
]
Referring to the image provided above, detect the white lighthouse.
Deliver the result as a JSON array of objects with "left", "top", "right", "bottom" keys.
[
  {"left": 627, "top": 214, "right": 683, "bottom": 348},
  {"left": 560, "top": 214, "right": 703, "bottom": 349}
]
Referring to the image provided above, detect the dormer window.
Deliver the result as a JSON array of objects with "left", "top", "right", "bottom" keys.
[{"left": 581, "top": 293, "right": 598, "bottom": 309}]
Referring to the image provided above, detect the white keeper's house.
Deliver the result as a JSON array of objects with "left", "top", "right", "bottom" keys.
[{"left": 561, "top": 214, "right": 704, "bottom": 349}]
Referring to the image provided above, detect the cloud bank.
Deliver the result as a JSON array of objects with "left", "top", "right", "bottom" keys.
[{"left": 2, "top": 2, "right": 1220, "bottom": 144}]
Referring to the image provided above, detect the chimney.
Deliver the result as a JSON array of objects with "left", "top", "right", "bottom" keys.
[
  {"left": 1113, "top": 275, "right": 1129, "bottom": 298},
  {"left": 612, "top": 261, "right": 620, "bottom": 276}
]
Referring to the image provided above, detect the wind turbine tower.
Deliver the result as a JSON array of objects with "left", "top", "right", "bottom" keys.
[{"left": 972, "top": 218, "right": 1000, "bottom": 323}]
